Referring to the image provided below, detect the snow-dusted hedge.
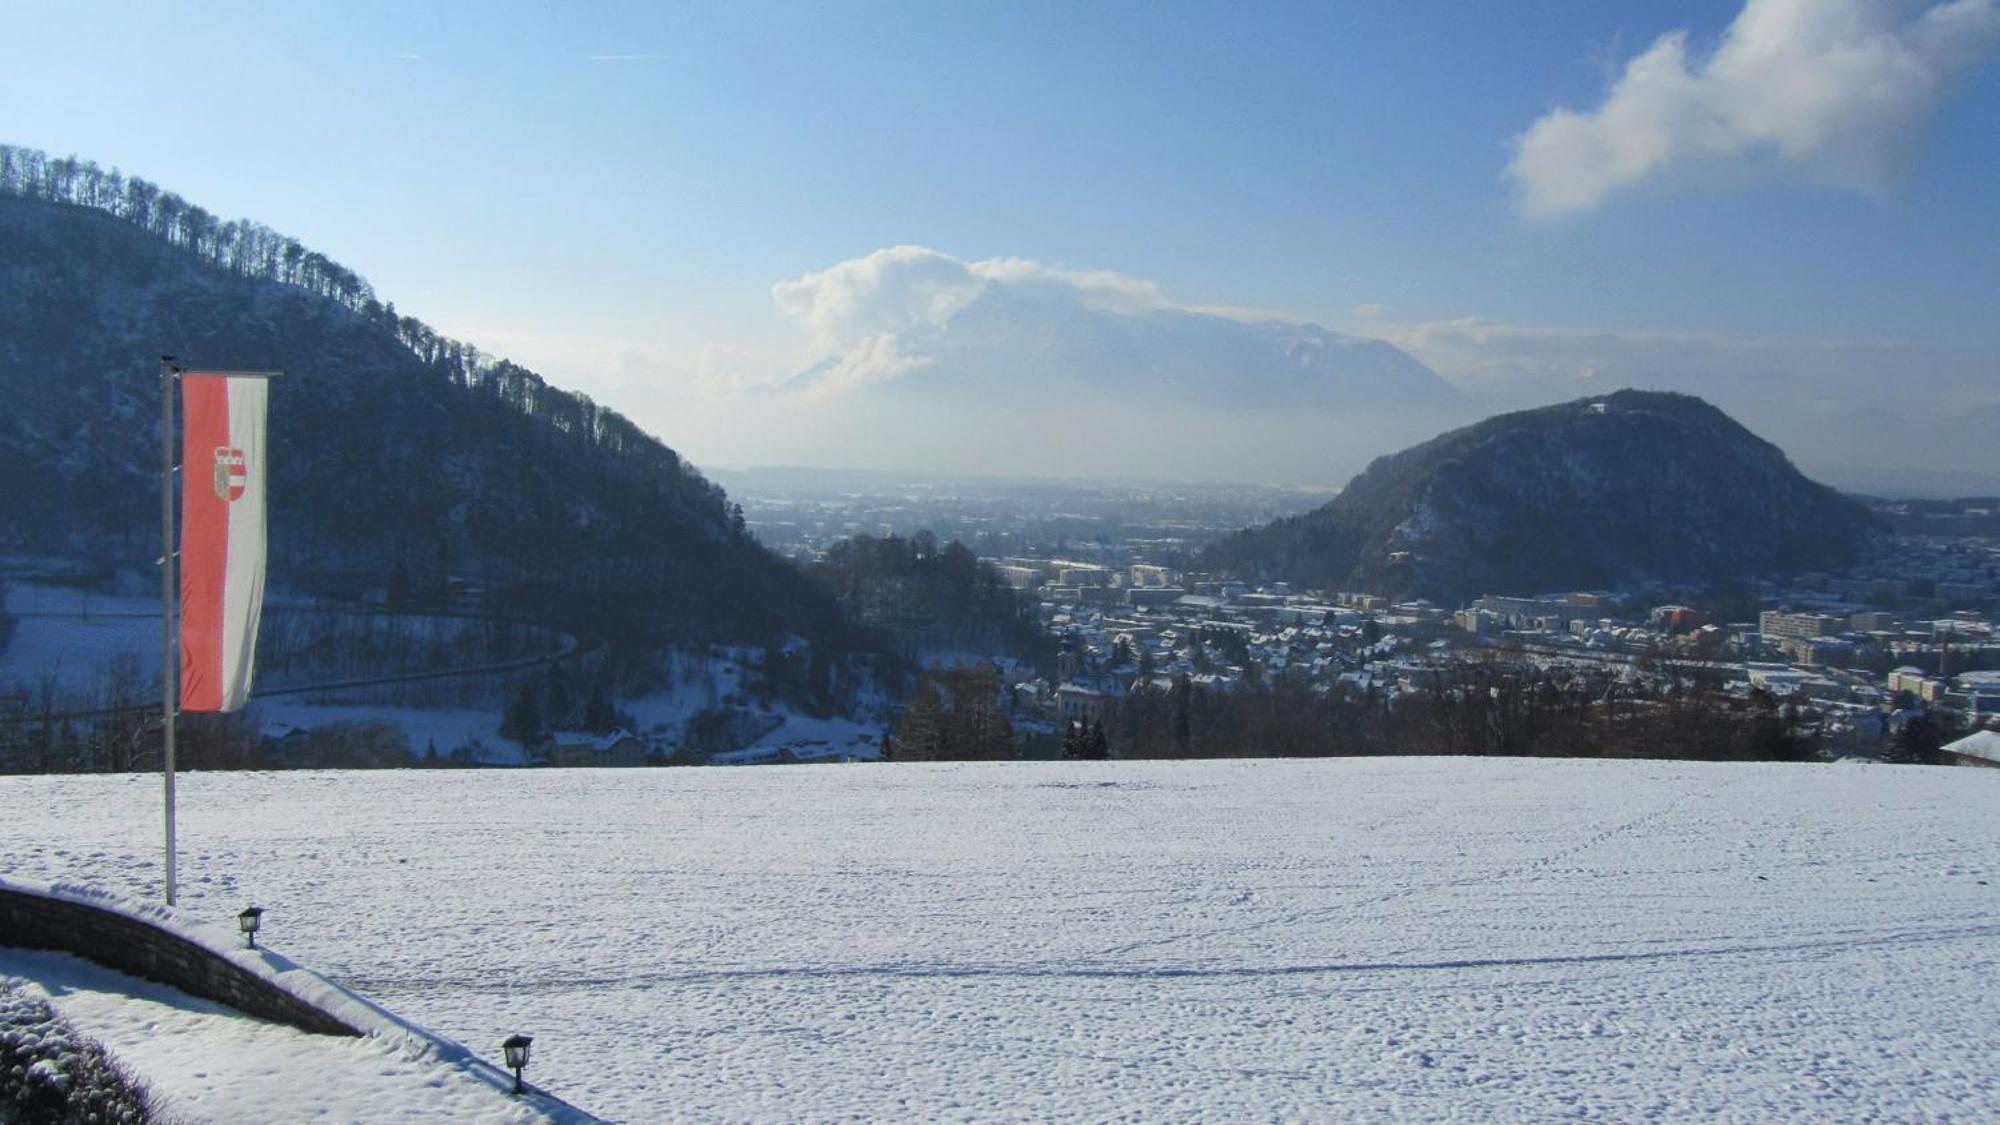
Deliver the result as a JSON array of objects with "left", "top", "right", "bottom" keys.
[{"left": 1, "top": 981, "right": 158, "bottom": 1124}]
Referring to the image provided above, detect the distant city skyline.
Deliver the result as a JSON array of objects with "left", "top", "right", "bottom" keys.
[{"left": 8, "top": 0, "right": 1998, "bottom": 491}]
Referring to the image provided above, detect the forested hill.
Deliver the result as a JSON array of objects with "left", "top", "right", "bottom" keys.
[
  {"left": 810, "top": 533, "right": 1051, "bottom": 667},
  {"left": 0, "top": 144, "right": 848, "bottom": 652},
  {"left": 1205, "top": 391, "right": 1879, "bottom": 602}
]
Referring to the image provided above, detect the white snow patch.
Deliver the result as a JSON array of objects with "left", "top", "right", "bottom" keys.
[
  {"left": 0, "top": 874, "right": 594, "bottom": 1121},
  {"left": 253, "top": 701, "right": 514, "bottom": 763},
  {"left": 1, "top": 951, "right": 566, "bottom": 1123}
]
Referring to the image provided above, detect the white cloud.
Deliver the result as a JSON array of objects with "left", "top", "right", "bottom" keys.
[
  {"left": 970, "top": 257, "right": 1169, "bottom": 314},
  {"left": 772, "top": 246, "right": 989, "bottom": 349},
  {"left": 770, "top": 245, "right": 1179, "bottom": 348},
  {"left": 768, "top": 246, "right": 1324, "bottom": 366},
  {"left": 1508, "top": 0, "right": 2000, "bottom": 216},
  {"left": 788, "top": 334, "right": 930, "bottom": 400},
  {"left": 767, "top": 246, "right": 1231, "bottom": 394}
]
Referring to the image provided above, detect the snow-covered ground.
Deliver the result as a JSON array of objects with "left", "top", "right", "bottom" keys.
[
  {"left": 0, "top": 949, "right": 554, "bottom": 1123},
  {"left": 622, "top": 650, "right": 884, "bottom": 763},
  {"left": 1, "top": 582, "right": 881, "bottom": 763},
  {"left": 4, "top": 758, "right": 1998, "bottom": 1121},
  {"left": 0, "top": 586, "right": 159, "bottom": 694}
]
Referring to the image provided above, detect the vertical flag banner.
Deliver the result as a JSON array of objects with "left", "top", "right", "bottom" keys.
[{"left": 180, "top": 373, "right": 268, "bottom": 712}]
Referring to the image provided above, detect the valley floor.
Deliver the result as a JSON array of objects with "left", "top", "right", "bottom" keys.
[{"left": 3, "top": 758, "right": 1997, "bottom": 1121}]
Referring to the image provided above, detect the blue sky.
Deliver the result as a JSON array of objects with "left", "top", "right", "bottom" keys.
[{"left": 7, "top": 1, "right": 1999, "bottom": 486}]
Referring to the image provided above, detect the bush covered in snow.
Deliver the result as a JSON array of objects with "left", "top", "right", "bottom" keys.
[{"left": 1, "top": 982, "right": 158, "bottom": 1124}]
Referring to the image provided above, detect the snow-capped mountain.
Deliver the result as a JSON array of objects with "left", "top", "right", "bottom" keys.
[{"left": 754, "top": 246, "right": 1477, "bottom": 484}]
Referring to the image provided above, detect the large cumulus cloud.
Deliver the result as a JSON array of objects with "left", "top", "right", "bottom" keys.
[
  {"left": 741, "top": 246, "right": 1475, "bottom": 482},
  {"left": 769, "top": 246, "right": 1178, "bottom": 395},
  {"left": 1508, "top": 0, "right": 2000, "bottom": 217}
]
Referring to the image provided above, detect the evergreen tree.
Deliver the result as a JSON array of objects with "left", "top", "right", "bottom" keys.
[
  {"left": 545, "top": 665, "right": 573, "bottom": 730},
  {"left": 1889, "top": 709, "right": 1943, "bottom": 765},
  {"left": 500, "top": 681, "right": 543, "bottom": 746},
  {"left": 583, "top": 683, "right": 614, "bottom": 733},
  {"left": 1172, "top": 675, "right": 1194, "bottom": 757}
]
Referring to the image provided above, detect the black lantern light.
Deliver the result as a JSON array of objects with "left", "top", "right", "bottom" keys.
[
  {"left": 502, "top": 1034, "right": 533, "bottom": 1095},
  {"left": 238, "top": 906, "right": 264, "bottom": 949}
]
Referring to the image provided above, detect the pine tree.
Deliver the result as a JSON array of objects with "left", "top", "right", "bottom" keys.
[
  {"left": 545, "top": 665, "right": 573, "bottom": 730},
  {"left": 1889, "top": 709, "right": 1942, "bottom": 765},
  {"left": 583, "top": 683, "right": 614, "bottom": 733},
  {"left": 1172, "top": 675, "right": 1194, "bottom": 757},
  {"left": 500, "top": 681, "right": 543, "bottom": 746}
]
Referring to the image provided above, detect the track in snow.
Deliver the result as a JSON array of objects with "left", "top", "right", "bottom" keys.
[{"left": 5, "top": 758, "right": 1997, "bottom": 1121}]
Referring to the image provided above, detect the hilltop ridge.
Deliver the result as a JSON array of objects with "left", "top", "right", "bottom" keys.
[
  {"left": 0, "top": 146, "right": 850, "bottom": 658},
  {"left": 1206, "top": 390, "right": 1879, "bottom": 601}
]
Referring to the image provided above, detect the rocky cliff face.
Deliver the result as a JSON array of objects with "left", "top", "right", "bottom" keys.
[{"left": 1206, "top": 391, "right": 1879, "bottom": 601}]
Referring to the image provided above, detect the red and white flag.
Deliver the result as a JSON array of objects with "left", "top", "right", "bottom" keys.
[{"left": 180, "top": 373, "right": 268, "bottom": 713}]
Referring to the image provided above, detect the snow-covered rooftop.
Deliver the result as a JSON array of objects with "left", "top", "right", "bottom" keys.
[{"left": 1944, "top": 728, "right": 2000, "bottom": 764}]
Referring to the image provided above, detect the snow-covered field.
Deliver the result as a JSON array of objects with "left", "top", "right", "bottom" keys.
[
  {"left": 4, "top": 758, "right": 1998, "bottom": 1121},
  {"left": 1, "top": 584, "right": 159, "bottom": 694}
]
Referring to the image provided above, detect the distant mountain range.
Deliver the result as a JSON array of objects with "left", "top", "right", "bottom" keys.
[
  {"left": 736, "top": 245, "right": 1478, "bottom": 484},
  {"left": 781, "top": 294, "right": 1469, "bottom": 412},
  {"left": 1206, "top": 390, "right": 1879, "bottom": 602},
  {"left": 0, "top": 146, "right": 850, "bottom": 658}
]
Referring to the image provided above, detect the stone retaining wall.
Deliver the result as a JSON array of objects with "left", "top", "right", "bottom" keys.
[{"left": 0, "top": 887, "right": 359, "bottom": 1037}]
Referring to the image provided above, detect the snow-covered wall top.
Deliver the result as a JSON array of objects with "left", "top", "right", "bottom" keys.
[{"left": 0, "top": 874, "right": 598, "bottom": 1122}]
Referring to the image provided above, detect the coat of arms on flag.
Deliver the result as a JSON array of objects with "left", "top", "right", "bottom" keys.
[
  {"left": 212, "top": 446, "right": 247, "bottom": 501},
  {"left": 181, "top": 373, "right": 269, "bottom": 713}
]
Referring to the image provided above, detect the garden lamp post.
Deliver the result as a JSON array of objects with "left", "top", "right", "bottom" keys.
[
  {"left": 238, "top": 906, "right": 264, "bottom": 949},
  {"left": 503, "top": 1034, "right": 533, "bottom": 1095}
]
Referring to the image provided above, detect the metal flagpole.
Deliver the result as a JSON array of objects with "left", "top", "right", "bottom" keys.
[{"left": 160, "top": 355, "right": 179, "bottom": 906}]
